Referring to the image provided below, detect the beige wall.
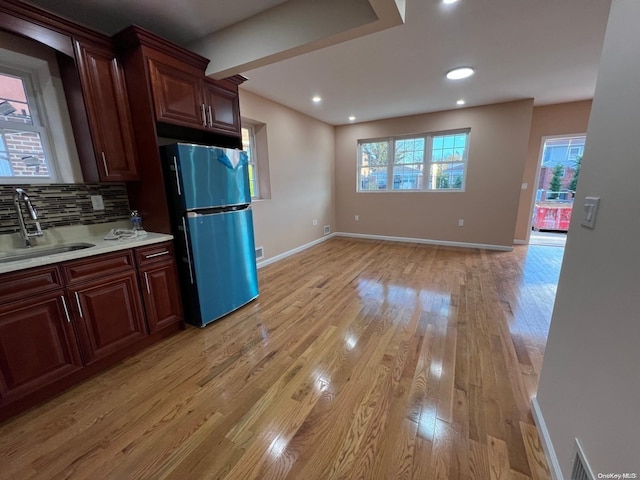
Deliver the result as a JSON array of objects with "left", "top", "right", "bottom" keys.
[
  {"left": 514, "top": 101, "right": 592, "bottom": 242},
  {"left": 239, "top": 89, "right": 335, "bottom": 262},
  {"left": 334, "top": 100, "right": 533, "bottom": 248},
  {"left": 535, "top": 0, "right": 639, "bottom": 476}
]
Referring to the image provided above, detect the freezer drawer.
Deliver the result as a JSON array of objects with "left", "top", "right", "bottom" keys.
[{"left": 185, "top": 208, "right": 258, "bottom": 326}]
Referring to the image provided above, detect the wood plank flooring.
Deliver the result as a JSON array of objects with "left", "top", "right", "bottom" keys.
[{"left": 0, "top": 238, "right": 562, "bottom": 479}]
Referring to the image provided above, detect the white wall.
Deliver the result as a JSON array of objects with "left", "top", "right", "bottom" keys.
[
  {"left": 535, "top": 0, "right": 640, "bottom": 477},
  {"left": 239, "top": 89, "right": 335, "bottom": 263}
]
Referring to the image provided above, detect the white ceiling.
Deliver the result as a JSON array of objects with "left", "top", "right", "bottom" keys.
[{"left": 25, "top": 0, "right": 612, "bottom": 126}]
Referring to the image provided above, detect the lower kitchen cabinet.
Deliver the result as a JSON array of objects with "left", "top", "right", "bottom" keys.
[
  {"left": 68, "top": 270, "right": 147, "bottom": 364},
  {"left": 136, "top": 242, "right": 183, "bottom": 333},
  {"left": 0, "top": 242, "right": 184, "bottom": 422},
  {"left": 0, "top": 290, "right": 83, "bottom": 403}
]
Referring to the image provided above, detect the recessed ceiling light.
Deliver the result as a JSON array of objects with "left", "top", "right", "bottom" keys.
[
  {"left": 348, "top": 116, "right": 356, "bottom": 121},
  {"left": 446, "top": 67, "right": 474, "bottom": 80},
  {"left": 442, "top": 0, "right": 459, "bottom": 4},
  {"left": 312, "top": 96, "right": 322, "bottom": 103},
  {"left": 456, "top": 99, "right": 466, "bottom": 105}
]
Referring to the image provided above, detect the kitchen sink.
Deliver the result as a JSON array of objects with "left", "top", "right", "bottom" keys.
[{"left": 0, "top": 243, "right": 95, "bottom": 264}]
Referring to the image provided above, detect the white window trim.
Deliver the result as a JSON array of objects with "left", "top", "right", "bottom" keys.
[
  {"left": 357, "top": 129, "right": 470, "bottom": 193},
  {"left": 241, "top": 123, "right": 259, "bottom": 199},
  {"left": 0, "top": 65, "right": 59, "bottom": 183}
]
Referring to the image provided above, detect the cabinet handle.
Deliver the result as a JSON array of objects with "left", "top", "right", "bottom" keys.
[
  {"left": 101, "top": 152, "right": 109, "bottom": 176},
  {"left": 145, "top": 251, "right": 170, "bottom": 259},
  {"left": 201, "top": 103, "right": 207, "bottom": 127},
  {"left": 61, "top": 296, "right": 72, "bottom": 323},
  {"left": 74, "top": 291, "right": 84, "bottom": 318},
  {"left": 144, "top": 272, "right": 151, "bottom": 295},
  {"left": 181, "top": 216, "right": 194, "bottom": 285},
  {"left": 172, "top": 156, "right": 182, "bottom": 196},
  {"left": 207, "top": 105, "right": 214, "bottom": 128}
]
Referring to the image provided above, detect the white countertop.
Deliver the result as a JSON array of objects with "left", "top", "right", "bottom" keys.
[{"left": 0, "top": 222, "right": 174, "bottom": 274}]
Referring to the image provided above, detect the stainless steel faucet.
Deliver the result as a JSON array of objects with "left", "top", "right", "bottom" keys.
[{"left": 13, "top": 188, "right": 44, "bottom": 247}]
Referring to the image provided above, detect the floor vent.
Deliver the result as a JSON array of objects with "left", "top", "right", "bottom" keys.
[
  {"left": 571, "top": 439, "right": 595, "bottom": 480},
  {"left": 324, "top": 225, "right": 331, "bottom": 235},
  {"left": 255, "top": 246, "right": 264, "bottom": 260}
]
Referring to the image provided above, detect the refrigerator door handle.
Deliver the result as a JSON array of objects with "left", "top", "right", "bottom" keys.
[
  {"left": 181, "top": 216, "right": 195, "bottom": 285},
  {"left": 172, "top": 156, "right": 182, "bottom": 196}
]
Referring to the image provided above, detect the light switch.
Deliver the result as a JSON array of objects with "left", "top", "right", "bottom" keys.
[
  {"left": 580, "top": 196, "right": 600, "bottom": 229},
  {"left": 91, "top": 195, "right": 105, "bottom": 211},
  {"left": 521, "top": 182, "right": 528, "bottom": 190}
]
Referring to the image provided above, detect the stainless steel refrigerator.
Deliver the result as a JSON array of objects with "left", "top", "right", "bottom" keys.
[{"left": 160, "top": 143, "right": 259, "bottom": 327}]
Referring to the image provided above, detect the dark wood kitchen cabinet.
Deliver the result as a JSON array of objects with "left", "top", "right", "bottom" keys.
[
  {"left": 0, "top": 245, "right": 184, "bottom": 422},
  {"left": 75, "top": 41, "right": 140, "bottom": 181},
  {"left": 67, "top": 271, "right": 147, "bottom": 364},
  {"left": 63, "top": 251, "right": 146, "bottom": 364},
  {"left": 0, "top": 289, "right": 83, "bottom": 404},
  {"left": 135, "top": 242, "right": 183, "bottom": 333},
  {"left": 203, "top": 80, "right": 241, "bottom": 135},
  {"left": 147, "top": 56, "right": 242, "bottom": 137}
]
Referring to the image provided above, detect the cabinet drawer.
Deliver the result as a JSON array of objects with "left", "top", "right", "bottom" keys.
[
  {"left": 135, "top": 242, "right": 174, "bottom": 267},
  {"left": 0, "top": 266, "right": 64, "bottom": 303},
  {"left": 63, "top": 251, "right": 135, "bottom": 284}
]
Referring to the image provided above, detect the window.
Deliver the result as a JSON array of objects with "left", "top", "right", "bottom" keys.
[
  {"left": 242, "top": 124, "right": 258, "bottom": 198},
  {"left": 0, "top": 68, "right": 55, "bottom": 181},
  {"left": 358, "top": 129, "right": 469, "bottom": 192}
]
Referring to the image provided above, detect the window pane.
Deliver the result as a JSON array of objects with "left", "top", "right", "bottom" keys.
[
  {"left": 428, "top": 163, "right": 464, "bottom": 189},
  {"left": 443, "top": 135, "right": 455, "bottom": 149},
  {"left": 360, "top": 166, "right": 388, "bottom": 190},
  {"left": 360, "top": 141, "right": 389, "bottom": 167},
  {"left": 0, "top": 74, "right": 33, "bottom": 126},
  {"left": 454, "top": 134, "right": 466, "bottom": 148},
  {"left": 433, "top": 136, "right": 443, "bottom": 149},
  {"left": 394, "top": 137, "right": 424, "bottom": 165},
  {"left": 0, "top": 129, "right": 51, "bottom": 178},
  {"left": 392, "top": 164, "right": 423, "bottom": 190}
]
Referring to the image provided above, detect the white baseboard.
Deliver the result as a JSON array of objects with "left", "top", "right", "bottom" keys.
[
  {"left": 531, "top": 396, "right": 564, "bottom": 480},
  {"left": 256, "top": 233, "right": 336, "bottom": 269},
  {"left": 335, "top": 232, "right": 513, "bottom": 252},
  {"left": 513, "top": 239, "right": 528, "bottom": 245}
]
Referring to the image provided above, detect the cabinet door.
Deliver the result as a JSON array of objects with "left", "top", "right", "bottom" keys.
[
  {"left": 140, "top": 261, "right": 183, "bottom": 333},
  {"left": 0, "top": 291, "right": 82, "bottom": 403},
  {"left": 69, "top": 271, "right": 147, "bottom": 364},
  {"left": 75, "top": 42, "right": 140, "bottom": 181},
  {"left": 203, "top": 81, "right": 241, "bottom": 136},
  {"left": 148, "top": 58, "right": 205, "bottom": 129}
]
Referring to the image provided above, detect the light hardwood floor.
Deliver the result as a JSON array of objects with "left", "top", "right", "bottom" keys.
[{"left": 0, "top": 238, "right": 562, "bottom": 479}]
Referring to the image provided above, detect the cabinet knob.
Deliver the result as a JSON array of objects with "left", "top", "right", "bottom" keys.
[{"left": 101, "top": 152, "right": 110, "bottom": 176}]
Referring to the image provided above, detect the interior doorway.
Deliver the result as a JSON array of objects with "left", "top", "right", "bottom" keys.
[{"left": 529, "top": 134, "right": 585, "bottom": 246}]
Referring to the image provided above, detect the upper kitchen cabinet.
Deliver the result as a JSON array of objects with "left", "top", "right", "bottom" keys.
[
  {"left": 74, "top": 41, "right": 140, "bottom": 181},
  {"left": 203, "top": 80, "right": 241, "bottom": 135},
  {"left": 0, "top": 1, "right": 140, "bottom": 182},
  {"left": 115, "top": 26, "right": 245, "bottom": 140},
  {"left": 148, "top": 57, "right": 206, "bottom": 129}
]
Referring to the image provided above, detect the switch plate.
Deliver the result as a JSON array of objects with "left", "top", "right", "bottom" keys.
[
  {"left": 581, "top": 196, "right": 600, "bottom": 229},
  {"left": 355, "top": 214, "right": 359, "bottom": 221},
  {"left": 91, "top": 195, "right": 105, "bottom": 211},
  {"left": 458, "top": 219, "right": 464, "bottom": 227},
  {"left": 312, "top": 219, "right": 318, "bottom": 226},
  {"left": 521, "top": 182, "right": 528, "bottom": 190}
]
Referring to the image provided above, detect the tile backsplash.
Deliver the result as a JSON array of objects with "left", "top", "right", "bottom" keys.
[{"left": 0, "top": 183, "right": 130, "bottom": 235}]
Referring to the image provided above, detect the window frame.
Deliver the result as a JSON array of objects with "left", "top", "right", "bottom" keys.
[
  {"left": 241, "top": 123, "right": 259, "bottom": 200},
  {"left": 0, "top": 65, "right": 58, "bottom": 183},
  {"left": 357, "top": 128, "right": 470, "bottom": 193}
]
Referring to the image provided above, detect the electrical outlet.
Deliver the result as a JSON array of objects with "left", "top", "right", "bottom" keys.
[
  {"left": 355, "top": 214, "right": 359, "bottom": 221},
  {"left": 91, "top": 195, "right": 105, "bottom": 211},
  {"left": 458, "top": 219, "right": 464, "bottom": 227},
  {"left": 313, "top": 219, "right": 318, "bottom": 226}
]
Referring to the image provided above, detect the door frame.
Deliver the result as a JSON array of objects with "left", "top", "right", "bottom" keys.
[{"left": 526, "top": 132, "right": 586, "bottom": 244}]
